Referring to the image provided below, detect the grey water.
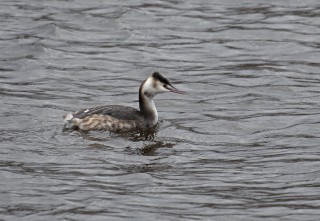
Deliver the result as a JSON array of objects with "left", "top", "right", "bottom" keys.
[{"left": 1, "top": 0, "right": 320, "bottom": 220}]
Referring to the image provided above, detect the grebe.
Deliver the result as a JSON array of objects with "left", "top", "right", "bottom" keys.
[{"left": 64, "top": 72, "right": 186, "bottom": 132}]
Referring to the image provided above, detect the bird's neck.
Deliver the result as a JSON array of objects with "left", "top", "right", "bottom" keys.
[{"left": 139, "top": 85, "right": 158, "bottom": 128}]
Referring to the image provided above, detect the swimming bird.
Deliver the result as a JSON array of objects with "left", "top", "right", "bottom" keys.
[{"left": 64, "top": 72, "right": 186, "bottom": 132}]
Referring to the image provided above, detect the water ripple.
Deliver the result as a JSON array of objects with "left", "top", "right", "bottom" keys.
[{"left": 1, "top": 0, "right": 320, "bottom": 220}]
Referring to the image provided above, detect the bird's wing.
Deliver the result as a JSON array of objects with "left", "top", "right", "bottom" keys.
[{"left": 73, "top": 105, "right": 143, "bottom": 121}]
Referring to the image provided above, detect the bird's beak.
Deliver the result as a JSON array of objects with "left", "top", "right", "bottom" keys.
[{"left": 165, "top": 84, "right": 187, "bottom": 94}]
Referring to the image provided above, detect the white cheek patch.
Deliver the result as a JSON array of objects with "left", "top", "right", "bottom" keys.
[
  {"left": 143, "top": 77, "right": 154, "bottom": 91},
  {"left": 142, "top": 77, "right": 168, "bottom": 95},
  {"left": 142, "top": 77, "right": 156, "bottom": 96}
]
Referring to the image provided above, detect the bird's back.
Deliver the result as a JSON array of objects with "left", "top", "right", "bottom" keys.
[
  {"left": 64, "top": 105, "right": 145, "bottom": 131},
  {"left": 73, "top": 105, "right": 144, "bottom": 121}
]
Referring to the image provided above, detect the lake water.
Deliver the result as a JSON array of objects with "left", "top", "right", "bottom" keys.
[{"left": 1, "top": 0, "right": 320, "bottom": 220}]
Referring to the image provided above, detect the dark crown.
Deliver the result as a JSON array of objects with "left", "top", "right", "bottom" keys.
[{"left": 152, "top": 72, "right": 170, "bottom": 85}]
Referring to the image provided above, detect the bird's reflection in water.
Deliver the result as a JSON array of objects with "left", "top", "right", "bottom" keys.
[
  {"left": 65, "top": 123, "right": 176, "bottom": 156},
  {"left": 136, "top": 141, "right": 175, "bottom": 156}
]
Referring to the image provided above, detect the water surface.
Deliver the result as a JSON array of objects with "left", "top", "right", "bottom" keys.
[{"left": 1, "top": 0, "right": 320, "bottom": 220}]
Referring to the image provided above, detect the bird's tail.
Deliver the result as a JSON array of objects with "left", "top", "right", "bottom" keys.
[{"left": 63, "top": 113, "right": 75, "bottom": 129}]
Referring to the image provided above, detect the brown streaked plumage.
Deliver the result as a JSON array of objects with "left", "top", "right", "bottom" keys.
[{"left": 64, "top": 72, "right": 186, "bottom": 132}]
